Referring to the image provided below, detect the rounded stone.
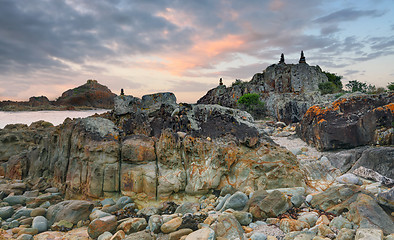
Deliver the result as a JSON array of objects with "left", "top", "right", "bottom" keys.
[
  {"left": 161, "top": 217, "right": 182, "bottom": 234},
  {"left": 30, "top": 208, "right": 47, "bottom": 217},
  {"left": 88, "top": 215, "right": 117, "bottom": 239},
  {"left": 32, "top": 216, "right": 48, "bottom": 233},
  {"left": 116, "top": 196, "right": 132, "bottom": 208},
  {"left": 0, "top": 206, "right": 14, "bottom": 219},
  {"left": 97, "top": 231, "right": 113, "bottom": 240},
  {"left": 220, "top": 191, "right": 248, "bottom": 211}
]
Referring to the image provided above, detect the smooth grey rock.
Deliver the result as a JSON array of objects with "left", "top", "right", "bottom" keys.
[
  {"left": 0, "top": 206, "right": 14, "bottom": 219},
  {"left": 3, "top": 195, "right": 27, "bottom": 206},
  {"left": 12, "top": 208, "right": 33, "bottom": 219},
  {"left": 220, "top": 191, "right": 248, "bottom": 211},
  {"left": 101, "top": 198, "right": 115, "bottom": 206},
  {"left": 16, "top": 234, "right": 33, "bottom": 240},
  {"left": 9, "top": 219, "right": 20, "bottom": 228},
  {"left": 336, "top": 173, "right": 362, "bottom": 185},
  {"left": 90, "top": 209, "right": 111, "bottom": 221},
  {"left": 32, "top": 216, "right": 48, "bottom": 233},
  {"left": 215, "top": 194, "right": 231, "bottom": 211},
  {"left": 116, "top": 196, "right": 133, "bottom": 208},
  {"left": 291, "top": 194, "right": 304, "bottom": 208},
  {"left": 329, "top": 216, "right": 354, "bottom": 230},
  {"left": 46, "top": 200, "right": 94, "bottom": 226},
  {"left": 250, "top": 232, "right": 267, "bottom": 240}
]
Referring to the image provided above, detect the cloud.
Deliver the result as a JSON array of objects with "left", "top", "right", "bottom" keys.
[
  {"left": 314, "top": 8, "right": 383, "bottom": 23},
  {"left": 1, "top": 0, "right": 393, "bottom": 102}
]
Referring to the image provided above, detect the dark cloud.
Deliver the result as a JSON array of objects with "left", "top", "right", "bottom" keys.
[{"left": 314, "top": 8, "right": 383, "bottom": 23}]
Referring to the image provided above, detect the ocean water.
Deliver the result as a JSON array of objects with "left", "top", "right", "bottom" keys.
[{"left": 0, "top": 109, "right": 110, "bottom": 129}]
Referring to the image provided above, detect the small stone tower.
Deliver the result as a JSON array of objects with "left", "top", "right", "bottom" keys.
[
  {"left": 279, "top": 53, "right": 285, "bottom": 64},
  {"left": 299, "top": 51, "right": 306, "bottom": 64},
  {"left": 219, "top": 78, "right": 223, "bottom": 86},
  {"left": 120, "top": 89, "right": 124, "bottom": 95}
]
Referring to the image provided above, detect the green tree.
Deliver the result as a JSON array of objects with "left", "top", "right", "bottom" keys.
[
  {"left": 388, "top": 82, "right": 394, "bottom": 91},
  {"left": 323, "top": 71, "right": 343, "bottom": 90},
  {"left": 346, "top": 80, "right": 368, "bottom": 93}
]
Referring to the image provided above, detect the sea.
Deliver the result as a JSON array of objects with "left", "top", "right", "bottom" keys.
[{"left": 0, "top": 109, "right": 110, "bottom": 129}]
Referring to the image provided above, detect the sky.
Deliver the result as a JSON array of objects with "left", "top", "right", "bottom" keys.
[{"left": 0, "top": 0, "right": 393, "bottom": 103}]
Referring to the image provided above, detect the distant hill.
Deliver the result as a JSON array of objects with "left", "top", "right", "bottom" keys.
[{"left": 0, "top": 80, "right": 116, "bottom": 111}]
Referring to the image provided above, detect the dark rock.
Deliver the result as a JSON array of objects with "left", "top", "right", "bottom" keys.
[
  {"left": 177, "top": 213, "right": 207, "bottom": 231},
  {"left": 297, "top": 93, "right": 394, "bottom": 151},
  {"left": 377, "top": 187, "right": 394, "bottom": 210},
  {"left": 350, "top": 147, "right": 394, "bottom": 179},
  {"left": 252, "top": 190, "right": 292, "bottom": 219}
]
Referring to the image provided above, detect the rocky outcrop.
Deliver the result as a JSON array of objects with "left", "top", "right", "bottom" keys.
[
  {"left": 55, "top": 79, "right": 116, "bottom": 109},
  {"left": 0, "top": 92, "right": 305, "bottom": 200},
  {"left": 297, "top": 93, "right": 394, "bottom": 151},
  {"left": 0, "top": 79, "right": 116, "bottom": 111},
  {"left": 197, "top": 57, "right": 334, "bottom": 123}
]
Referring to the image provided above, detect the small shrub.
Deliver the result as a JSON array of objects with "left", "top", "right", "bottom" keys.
[
  {"left": 388, "top": 82, "right": 394, "bottom": 91},
  {"left": 238, "top": 93, "right": 265, "bottom": 118},
  {"left": 318, "top": 82, "right": 338, "bottom": 95}
]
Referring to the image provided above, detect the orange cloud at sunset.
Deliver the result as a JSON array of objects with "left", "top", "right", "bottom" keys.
[{"left": 160, "top": 34, "right": 245, "bottom": 76}]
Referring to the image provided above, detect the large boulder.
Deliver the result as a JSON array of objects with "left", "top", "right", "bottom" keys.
[
  {"left": 46, "top": 200, "right": 94, "bottom": 226},
  {"left": 297, "top": 93, "right": 394, "bottom": 151}
]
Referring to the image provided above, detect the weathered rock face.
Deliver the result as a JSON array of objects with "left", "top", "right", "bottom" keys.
[
  {"left": 197, "top": 62, "right": 332, "bottom": 123},
  {"left": 297, "top": 93, "right": 394, "bottom": 151},
  {"left": 0, "top": 93, "right": 306, "bottom": 200}
]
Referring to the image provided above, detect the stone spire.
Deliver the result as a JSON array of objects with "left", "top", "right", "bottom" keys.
[
  {"left": 219, "top": 78, "right": 223, "bottom": 86},
  {"left": 299, "top": 51, "right": 306, "bottom": 63},
  {"left": 279, "top": 53, "right": 285, "bottom": 64},
  {"left": 120, "top": 88, "right": 124, "bottom": 95}
]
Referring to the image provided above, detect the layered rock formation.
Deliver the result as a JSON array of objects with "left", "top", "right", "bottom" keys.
[
  {"left": 0, "top": 92, "right": 305, "bottom": 200},
  {"left": 0, "top": 80, "right": 116, "bottom": 111},
  {"left": 198, "top": 53, "right": 334, "bottom": 123},
  {"left": 297, "top": 92, "right": 394, "bottom": 151}
]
